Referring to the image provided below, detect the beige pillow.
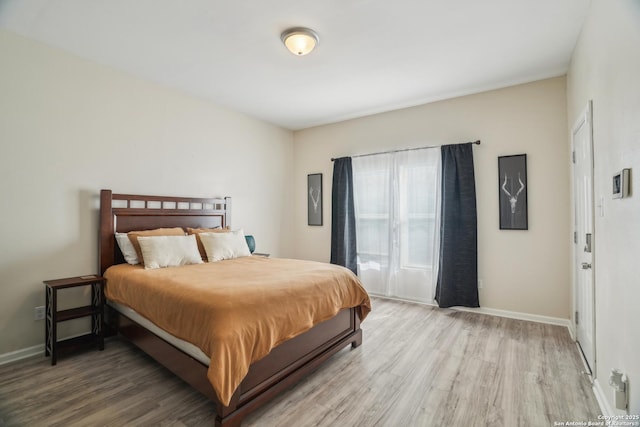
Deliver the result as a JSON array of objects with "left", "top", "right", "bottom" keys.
[
  {"left": 128, "top": 227, "right": 186, "bottom": 265},
  {"left": 115, "top": 232, "right": 139, "bottom": 265},
  {"left": 137, "top": 235, "right": 203, "bottom": 269},
  {"left": 186, "top": 226, "right": 227, "bottom": 261},
  {"left": 200, "top": 229, "right": 251, "bottom": 262}
]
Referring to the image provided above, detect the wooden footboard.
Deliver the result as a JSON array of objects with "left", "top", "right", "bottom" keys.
[{"left": 111, "top": 305, "right": 361, "bottom": 427}]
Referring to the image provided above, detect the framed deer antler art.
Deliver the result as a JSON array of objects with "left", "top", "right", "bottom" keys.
[
  {"left": 308, "top": 173, "right": 323, "bottom": 226},
  {"left": 498, "top": 154, "right": 528, "bottom": 230}
]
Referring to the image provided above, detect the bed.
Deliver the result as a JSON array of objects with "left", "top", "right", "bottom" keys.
[{"left": 98, "top": 190, "right": 370, "bottom": 427}]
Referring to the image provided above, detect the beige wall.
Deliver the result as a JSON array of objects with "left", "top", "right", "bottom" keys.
[
  {"left": 293, "top": 77, "right": 571, "bottom": 319},
  {"left": 0, "top": 30, "right": 294, "bottom": 356},
  {"left": 567, "top": 0, "right": 640, "bottom": 414}
]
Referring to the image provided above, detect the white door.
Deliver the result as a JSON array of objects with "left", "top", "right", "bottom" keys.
[{"left": 572, "top": 101, "right": 595, "bottom": 374}]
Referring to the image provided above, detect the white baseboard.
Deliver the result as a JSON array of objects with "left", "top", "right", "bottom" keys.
[
  {"left": 0, "top": 344, "right": 43, "bottom": 366},
  {"left": 593, "top": 378, "right": 614, "bottom": 416},
  {"left": 0, "top": 331, "right": 93, "bottom": 366},
  {"left": 450, "top": 305, "right": 572, "bottom": 330},
  {"left": 370, "top": 295, "right": 573, "bottom": 333},
  {"left": 567, "top": 322, "right": 576, "bottom": 341}
]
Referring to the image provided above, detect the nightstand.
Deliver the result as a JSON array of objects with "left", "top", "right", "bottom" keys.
[
  {"left": 43, "top": 275, "right": 106, "bottom": 365},
  {"left": 252, "top": 252, "right": 270, "bottom": 257}
]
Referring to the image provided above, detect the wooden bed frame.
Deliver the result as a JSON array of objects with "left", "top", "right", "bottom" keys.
[{"left": 98, "top": 190, "right": 363, "bottom": 427}]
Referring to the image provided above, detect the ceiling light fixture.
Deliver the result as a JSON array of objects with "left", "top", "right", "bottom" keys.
[{"left": 281, "top": 27, "right": 319, "bottom": 56}]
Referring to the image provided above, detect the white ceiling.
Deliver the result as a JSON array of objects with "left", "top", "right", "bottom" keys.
[{"left": 0, "top": 0, "right": 590, "bottom": 130}]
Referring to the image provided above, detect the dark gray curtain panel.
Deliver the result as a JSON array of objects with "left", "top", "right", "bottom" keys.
[
  {"left": 435, "top": 143, "right": 479, "bottom": 308},
  {"left": 330, "top": 157, "right": 358, "bottom": 274}
]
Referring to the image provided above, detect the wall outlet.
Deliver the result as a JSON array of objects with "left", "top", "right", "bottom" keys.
[
  {"left": 478, "top": 279, "right": 484, "bottom": 289},
  {"left": 34, "top": 306, "right": 45, "bottom": 321},
  {"left": 609, "top": 369, "right": 629, "bottom": 410}
]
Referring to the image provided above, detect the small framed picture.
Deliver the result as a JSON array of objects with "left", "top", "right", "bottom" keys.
[
  {"left": 613, "top": 169, "right": 630, "bottom": 199},
  {"left": 307, "top": 173, "right": 323, "bottom": 226},
  {"left": 498, "top": 154, "right": 528, "bottom": 230}
]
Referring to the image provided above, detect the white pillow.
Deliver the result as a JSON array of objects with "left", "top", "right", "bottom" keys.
[
  {"left": 200, "top": 229, "right": 251, "bottom": 262},
  {"left": 137, "top": 235, "right": 203, "bottom": 269},
  {"left": 115, "top": 232, "right": 139, "bottom": 265}
]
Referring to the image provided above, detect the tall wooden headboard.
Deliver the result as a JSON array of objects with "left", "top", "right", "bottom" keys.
[{"left": 98, "top": 189, "right": 231, "bottom": 275}]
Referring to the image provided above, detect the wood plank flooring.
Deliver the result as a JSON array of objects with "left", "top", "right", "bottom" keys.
[{"left": 0, "top": 298, "right": 601, "bottom": 426}]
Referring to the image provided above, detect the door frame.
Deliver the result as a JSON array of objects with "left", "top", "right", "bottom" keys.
[{"left": 571, "top": 100, "right": 596, "bottom": 375}]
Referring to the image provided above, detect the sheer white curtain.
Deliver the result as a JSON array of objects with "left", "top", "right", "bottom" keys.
[{"left": 352, "top": 148, "right": 441, "bottom": 303}]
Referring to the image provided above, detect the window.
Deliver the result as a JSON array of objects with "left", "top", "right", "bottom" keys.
[
  {"left": 354, "top": 167, "right": 390, "bottom": 268},
  {"left": 353, "top": 148, "right": 440, "bottom": 303}
]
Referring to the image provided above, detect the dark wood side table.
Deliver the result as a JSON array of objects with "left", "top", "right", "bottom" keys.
[{"left": 43, "top": 275, "right": 106, "bottom": 365}]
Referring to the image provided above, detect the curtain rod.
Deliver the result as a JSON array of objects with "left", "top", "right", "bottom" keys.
[{"left": 330, "top": 140, "right": 480, "bottom": 161}]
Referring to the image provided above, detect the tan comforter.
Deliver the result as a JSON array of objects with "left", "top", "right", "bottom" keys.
[{"left": 104, "top": 256, "right": 371, "bottom": 406}]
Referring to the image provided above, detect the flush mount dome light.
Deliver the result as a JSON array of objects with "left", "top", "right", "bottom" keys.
[{"left": 281, "top": 27, "right": 319, "bottom": 56}]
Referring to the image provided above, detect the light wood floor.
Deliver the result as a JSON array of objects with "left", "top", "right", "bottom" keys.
[{"left": 0, "top": 298, "right": 601, "bottom": 427}]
